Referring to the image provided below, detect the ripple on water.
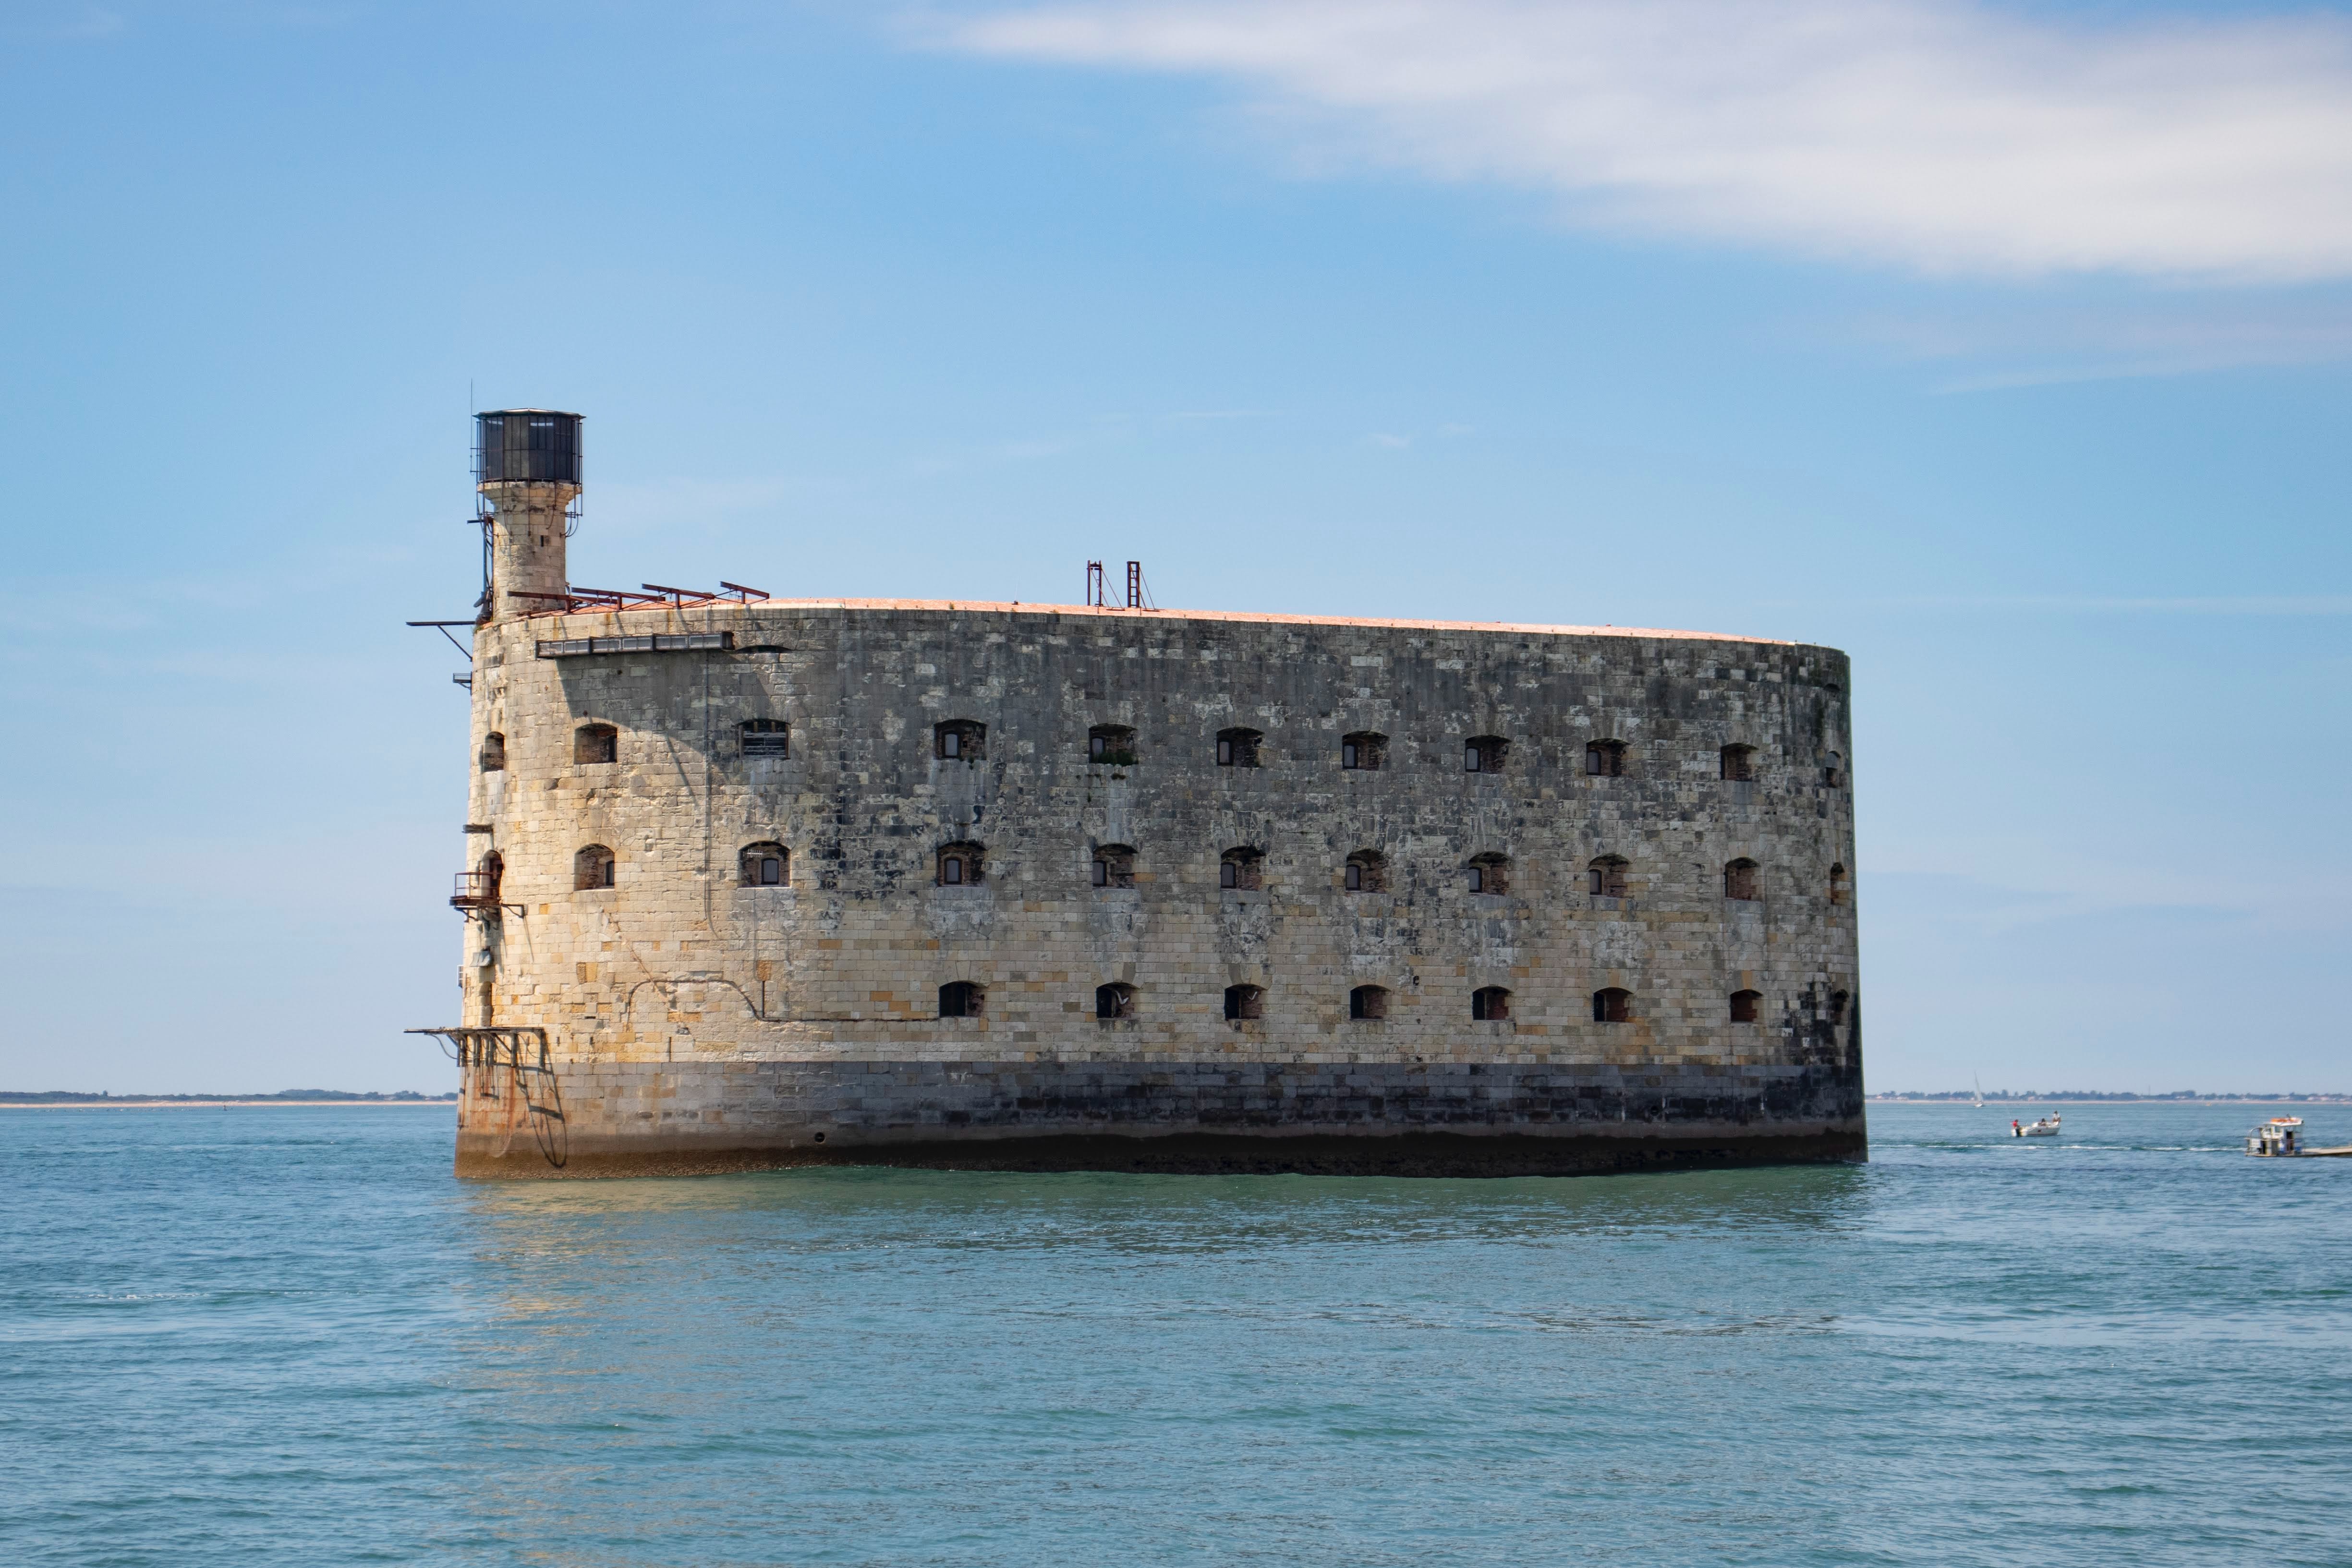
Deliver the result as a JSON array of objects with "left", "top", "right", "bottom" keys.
[{"left": 0, "top": 1101, "right": 2346, "bottom": 1567}]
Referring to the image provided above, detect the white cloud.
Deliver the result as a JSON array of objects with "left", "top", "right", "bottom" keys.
[
  {"left": 1828, "top": 296, "right": 2352, "bottom": 385},
  {"left": 933, "top": 0, "right": 2352, "bottom": 280}
]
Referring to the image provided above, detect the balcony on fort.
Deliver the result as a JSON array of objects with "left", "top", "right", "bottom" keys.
[{"left": 450, "top": 870, "right": 501, "bottom": 911}]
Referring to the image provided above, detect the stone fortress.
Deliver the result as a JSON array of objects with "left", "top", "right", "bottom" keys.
[{"left": 424, "top": 411, "right": 1865, "bottom": 1177}]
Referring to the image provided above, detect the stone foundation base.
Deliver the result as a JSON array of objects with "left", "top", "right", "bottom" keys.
[{"left": 454, "top": 1056, "right": 1867, "bottom": 1180}]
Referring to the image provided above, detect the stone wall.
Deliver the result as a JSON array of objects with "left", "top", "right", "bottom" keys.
[{"left": 450, "top": 599, "right": 1862, "bottom": 1175}]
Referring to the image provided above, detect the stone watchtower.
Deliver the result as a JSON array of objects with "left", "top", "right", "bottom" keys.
[{"left": 475, "top": 410, "right": 582, "bottom": 622}]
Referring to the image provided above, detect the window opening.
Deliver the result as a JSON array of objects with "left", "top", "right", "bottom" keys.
[
  {"left": 1592, "top": 987, "right": 1633, "bottom": 1023},
  {"left": 1723, "top": 858, "right": 1760, "bottom": 901},
  {"left": 575, "top": 724, "right": 618, "bottom": 765},
  {"left": 1215, "top": 727, "right": 1261, "bottom": 768},
  {"left": 1219, "top": 846, "right": 1263, "bottom": 891},
  {"left": 939, "top": 982, "right": 985, "bottom": 1019},
  {"left": 1586, "top": 739, "right": 1627, "bottom": 777},
  {"left": 1091, "top": 844, "right": 1136, "bottom": 889},
  {"left": 1088, "top": 724, "right": 1137, "bottom": 765},
  {"left": 574, "top": 844, "right": 615, "bottom": 890},
  {"left": 1829, "top": 863, "right": 1850, "bottom": 905},
  {"left": 1224, "top": 985, "right": 1264, "bottom": 1022},
  {"left": 1349, "top": 986, "right": 1389, "bottom": 1021},
  {"left": 1471, "top": 986, "right": 1512, "bottom": 1022},
  {"left": 937, "top": 842, "right": 984, "bottom": 886},
  {"left": 1095, "top": 982, "right": 1136, "bottom": 1020},
  {"left": 1720, "top": 744, "right": 1755, "bottom": 782},
  {"left": 740, "top": 842, "right": 788, "bottom": 887},
  {"left": 1341, "top": 731, "right": 1387, "bottom": 771},
  {"left": 742, "top": 720, "right": 790, "bottom": 759},
  {"left": 1345, "top": 850, "right": 1385, "bottom": 893},
  {"left": 479, "top": 732, "right": 506, "bottom": 773},
  {"left": 1730, "top": 989, "right": 1762, "bottom": 1023},
  {"left": 935, "top": 720, "right": 985, "bottom": 760},
  {"left": 1468, "top": 854, "right": 1510, "bottom": 895},
  {"left": 1465, "top": 736, "right": 1508, "bottom": 773},
  {"left": 1588, "top": 856, "right": 1629, "bottom": 898}
]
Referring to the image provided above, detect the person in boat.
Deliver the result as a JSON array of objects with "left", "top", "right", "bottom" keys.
[{"left": 2013, "top": 1119, "right": 2022, "bottom": 1134}]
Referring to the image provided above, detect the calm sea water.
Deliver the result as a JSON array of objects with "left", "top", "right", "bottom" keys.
[{"left": 3, "top": 1103, "right": 2347, "bottom": 1567}]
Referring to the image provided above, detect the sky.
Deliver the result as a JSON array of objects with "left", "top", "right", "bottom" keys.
[{"left": 1, "top": 0, "right": 2345, "bottom": 1095}]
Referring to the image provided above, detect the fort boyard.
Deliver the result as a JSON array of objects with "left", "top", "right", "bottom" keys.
[{"left": 417, "top": 411, "right": 1864, "bottom": 1179}]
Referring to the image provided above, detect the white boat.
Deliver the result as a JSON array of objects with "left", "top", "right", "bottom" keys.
[
  {"left": 2010, "top": 1114, "right": 2061, "bottom": 1138},
  {"left": 2242, "top": 1117, "right": 2352, "bottom": 1157}
]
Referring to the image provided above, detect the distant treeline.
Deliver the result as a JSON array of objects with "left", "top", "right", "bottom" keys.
[
  {"left": 0, "top": 1090, "right": 458, "bottom": 1104},
  {"left": 1875, "top": 1090, "right": 2350, "bottom": 1103}
]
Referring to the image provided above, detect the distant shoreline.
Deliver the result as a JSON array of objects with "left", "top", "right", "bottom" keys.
[
  {"left": 1871, "top": 1096, "right": 2347, "bottom": 1106},
  {"left": 0, "top": 1098, "right": 454, "bottom": 1110}
]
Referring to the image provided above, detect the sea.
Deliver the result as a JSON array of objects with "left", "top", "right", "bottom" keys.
[{"left": 2, "top": 1101, "right": 2346, "bottom": 1567}]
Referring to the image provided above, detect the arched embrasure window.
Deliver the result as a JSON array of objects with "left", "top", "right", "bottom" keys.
[
  {"left": 1219, "top": 846, "right": 1263, "bottom": 891},
  {"left": 1471, "top": 986, "right": 1512, "bottom": 1022},
  {"left": 740, "top": 841, "right": 788, "bottom": 887},
  {"left": 575, "top": 724, "right": 618, "bottom": 764},
  {"left": 934, "top": 720, "right": 985, "bottom": 760},
  {"left": 1088, "top": 724, "right": 1136, "bottom": 764},
  {"left": 1586, "top": 739, "right": 1627, "bottom": 777},
  {"left": 939, "top": 981, "right": 985, "bottom": 1019},
  {"left": 742, "top": 720, "right": 789, "bottom": 759},
  {"left": 1341, "top": 731, "right": 1387, "bottom": 770},
  {"left": 1588, "top": 856, "right": 1629, "bottom": 898},
  {"left": 1349, "top": 985, "right": 1389, "bottom": 1020},
  {"left": 479, "top": 732, "right": 506, "bottom": 772},
  {"left": 1829, "top": 863, "right": 1850, "bottom": 905},
  {"left": 574, "top": 844, "right": 615, "bottom": 890},
  {"left": 1095, "top": 982, "right": 1136, "bottom": 1020},
  {"left": 1730, "top": 989, "right": 1762, "bottom": 1023},
  {"left": 1823, "top": 751, "right": 1845, "bottom": 788},
  {"left": 1216, "top": 727, "right": 1262, "bottom": 768},
  {"left": 1724, "top": 858, "right": 1760, "bottom": 901},
  {"left": 937, "top": 842, "right": 984, "bottom": 886},
  {"left": 1344, "top": 850, "right": 1385, "bottom": 893},
  {"left": 1465, "top": 736, "right": 1508, "bottom": 774},
  {"left": 1468, "top": 853, "right": 1510, "bottom": 895},
  {"left": 1091, "top": 844, "right": 1136, "bottom": 888},
  {"left": 1224, "top": 984, "right": 1264, "bottom": 1021},
  {"left": 1720, "top": 744, "right": 1756, "bottom": 782},
  {"left": 1592, "top": 987, "right": 1633, "bottom": 1023}
]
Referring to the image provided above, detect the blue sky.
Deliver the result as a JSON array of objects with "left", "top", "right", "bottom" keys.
[{"left": 2, "top": 0, "right": 2345, "bottom": 1094}]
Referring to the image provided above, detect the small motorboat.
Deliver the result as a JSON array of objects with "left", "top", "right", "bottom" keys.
[
  {"left": 2010, "top": 1115, "right": 2061, "bottom": 1138},
  {"left": 2248, "top": 1117, "right": 2304, "bottom": 1157},
  {"left": 2246, "top": 1117, "right": 2352, "bottom": 1157}
]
